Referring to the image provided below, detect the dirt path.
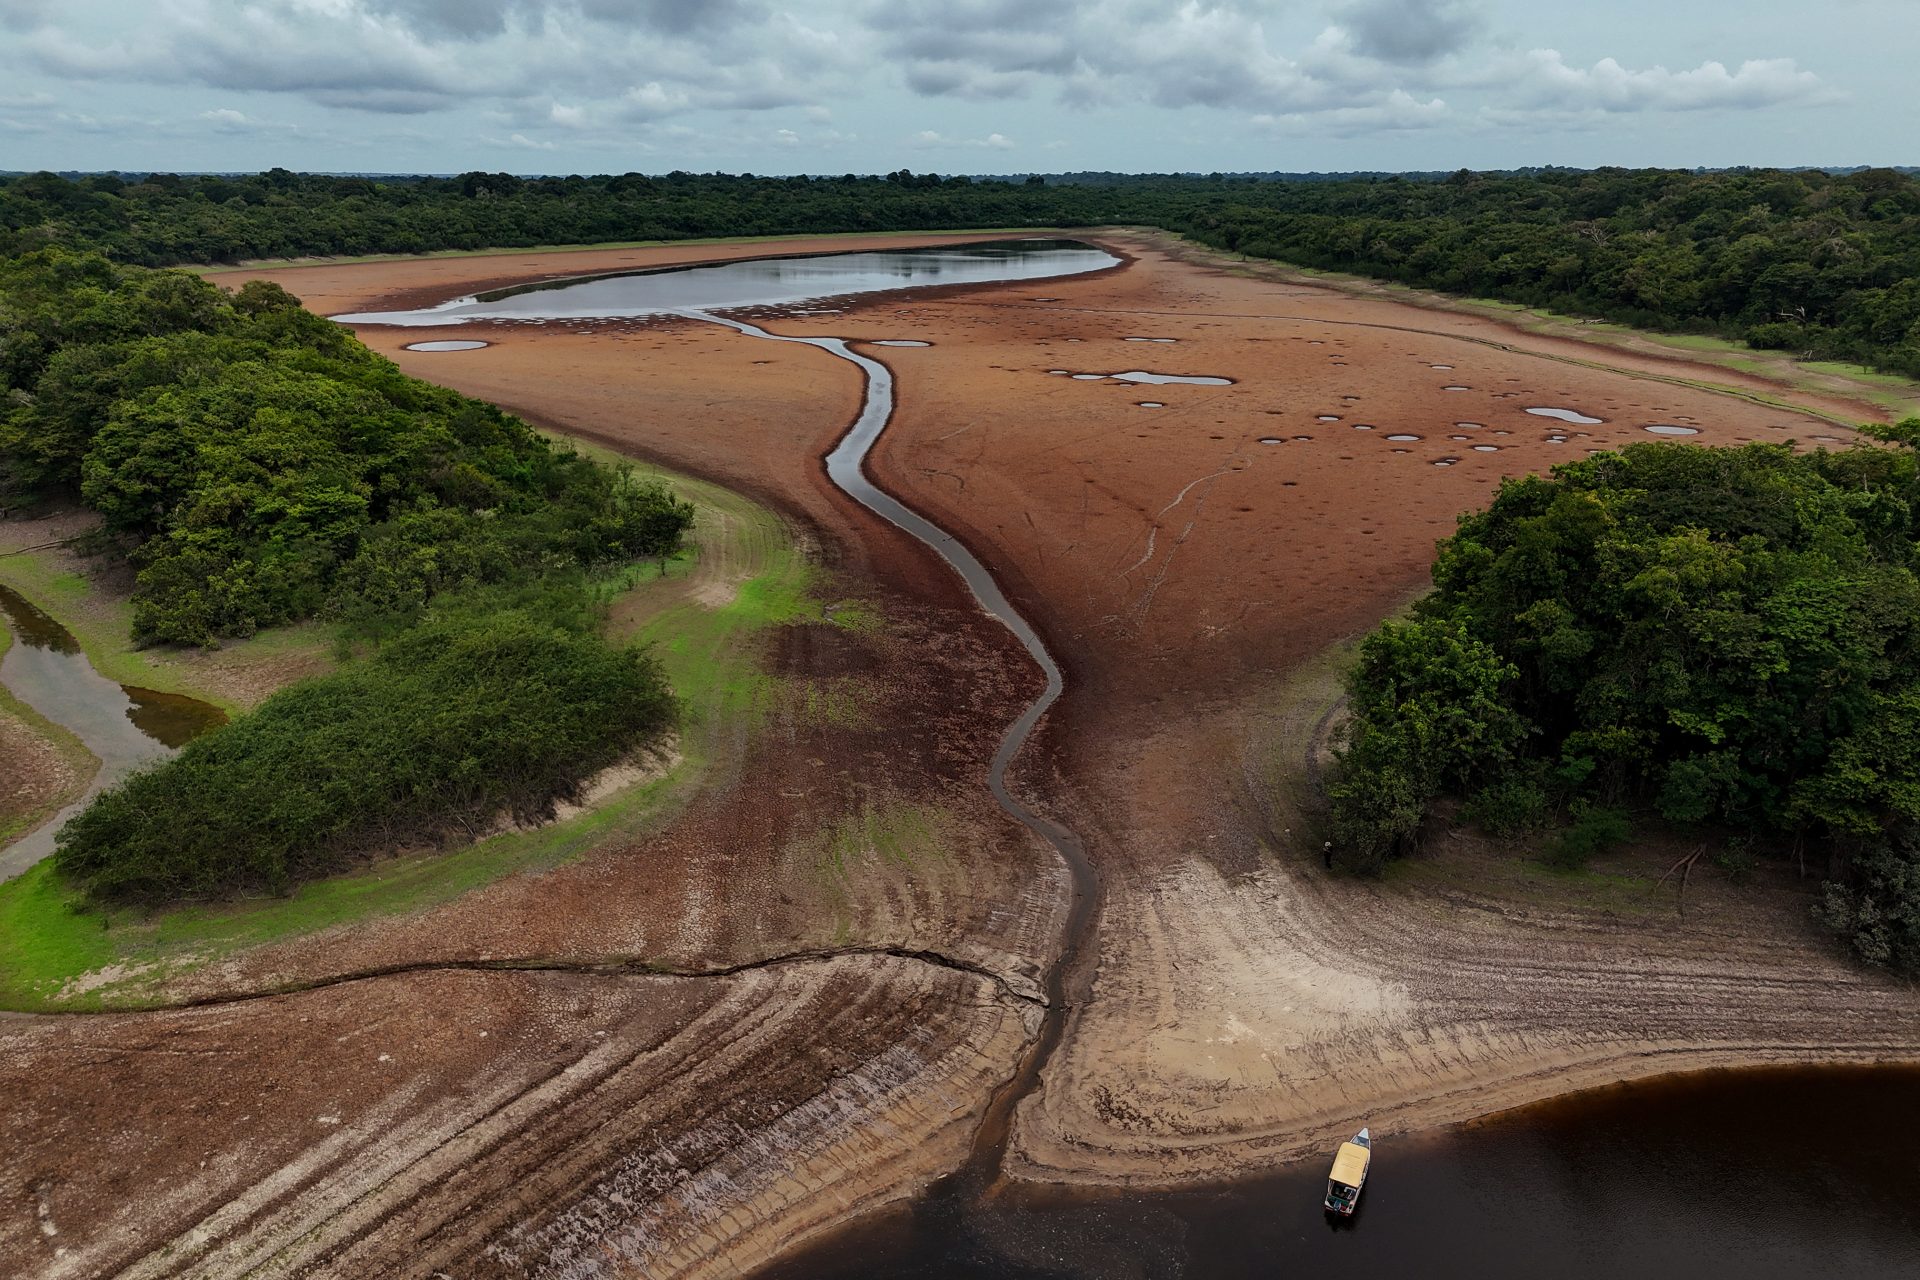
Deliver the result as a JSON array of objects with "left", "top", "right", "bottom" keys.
[{"left": 8, "top": 231, "right": 1920, "bottom": 1277}]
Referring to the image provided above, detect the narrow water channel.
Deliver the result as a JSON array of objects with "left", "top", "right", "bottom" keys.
[
  {"left": 0, "top": 581, "right": 225, "bottom": 879},
  {"left": 686, "top": 309, "right": 1101, "bottom": 1192},
  {"left": 336, "top": 241, "right": 1920, "bottom": 1277}
]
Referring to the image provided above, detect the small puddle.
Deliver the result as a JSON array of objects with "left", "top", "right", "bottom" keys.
[
  {"left": 1316, "top": 415, "right": 1341, "bottom": 422},
  {"left": 1443, "top": 385, "right": 1471, "bottom": 392},
  {"left": 1071, "top": 373, "right": 1105, "bottom": 381},
  {"left": 0, "top": 582, "right": 227, "bottom": 879},
  {"left": 402, "top": 340, "right": 490, "bottom": 352},
  {"left": 1431, "top": 364, "right": 1454, "bottom": 370},
  {"left": 871, "top": 340, "right": 931, "bottom": 348},
  {"left": 1137, "top": 402, "right": 1165, "bottom": 409},
  {"left": 1111, "top": 372, "right": 1232, "bottom": 386},
  {"left": 1386, "top": 434, "right": 1421, "bottom": 442},
  {"left": 126, "top": 687, "right": 229, "bottom": 749},
  {"left": 1257, "top": 437, "right": 1283, "bottom": 445},
  {"left": 1124, "top": 337, "right": 1176, "bottom": 343},
  {"left": 1473, "top": 444, "right": 1500, "bottom": 452},
  {"left": 1352, "top": 423, "right": 1374, "bottom": 430},
  {"left": 1527, "top": 407, "right": 1605, "bottom": 424},
  {"left": 1642, "top": 424, "right": 1700, "bottom": 436},
  {"left": 1456, "top": 422, "right": 1484, "bottom": 429}
]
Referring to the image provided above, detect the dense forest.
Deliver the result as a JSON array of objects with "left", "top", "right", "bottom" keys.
[
  {"left": 55, "top": 598, "right": 675, "bottom": 903},
  {"left": 0, "top": 248, "right": 693, "bottom": 644},
  {"left": 0, "top": 249, "right": 694, "bottom": 903},
  {"left": 1329, "top": 440, "right": 1920, "bottom": 974},
  {"left": 5, "top": 166, "right": 1919, "bottom": 377}
]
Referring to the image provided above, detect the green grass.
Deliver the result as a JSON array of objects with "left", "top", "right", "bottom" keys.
[
  {"left": 815, "top": 802, "right": 950, "bottom": 879},
  {"left": 0, "top": 457, "right": 843, "bottom": 1011},
  {"left": 0, "top": 549, "right": 331, "bottom": 715}
]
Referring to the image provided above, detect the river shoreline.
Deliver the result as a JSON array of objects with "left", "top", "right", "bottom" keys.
[{"left": 5, "top": 233, "right": 1919, "bottom": 1278}]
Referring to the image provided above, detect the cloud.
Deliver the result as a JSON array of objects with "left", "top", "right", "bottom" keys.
[
  {"left": 1252, "top": 89, "right": 1450, "bottom": 137},
  {"left": 910, "top": 129, "right": 1017, "bottom": 150},
  {"left": 871, "top": 0, "right": 1412, "bottom": 118},
  {"left": 483, "top": 131, "right": 557, "bottom": 151},
  {"left": 7, "top": 0, "right": 853, "bottom": 120},
  {"left": 1333, "top": 0, "right": 1484, "bottom": 66},
  {"left": 1512, "top": 52, "right": 1836, "bottom": 113},
  {"left": 0, "top": 0, "right": 1857, "bottom": 163},
  {"left": 0, "top": 0, "right": 50, "bottom": 31}
]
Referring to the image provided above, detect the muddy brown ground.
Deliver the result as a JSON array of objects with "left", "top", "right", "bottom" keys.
[
  {"left": 0, "top": 708, "right": 89, "bottom": 847},
  {"left": 5, "top": 231, "right": 1919, "bottom": 1277}
]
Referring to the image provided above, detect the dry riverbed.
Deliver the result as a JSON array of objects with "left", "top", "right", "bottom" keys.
[{"left": 4, "top": 231, "right": 1919, "bottom": 1277}]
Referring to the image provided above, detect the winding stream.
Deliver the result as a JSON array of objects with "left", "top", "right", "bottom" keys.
[
  {"left": 344, "top": 241, "right": 1920, "bottom": 1277},
  {"left": 688, "top": 309, "right": 1100, "bottom": 1189},
  {"left": 0, "top": 582, "right": 226, "bottom": 879},
  {"left": 346, "top": 238, "right": 1120, "bottom": 1188}
]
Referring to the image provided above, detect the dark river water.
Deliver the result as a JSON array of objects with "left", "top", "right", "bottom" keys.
[
  {"left": 337, "top": 242, "right": 1920, "bottom": 1279},
  {"left": 333, "top": 239, "right": 1119, "bottom": 325},
  {"left": 764, "top": 1066, "right": 1920, "bottom": 1280}
]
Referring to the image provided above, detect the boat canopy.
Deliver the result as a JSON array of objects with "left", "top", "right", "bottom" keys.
[{"left": 1330, "top": 1141, "right": 1370, "bottom": 1187}]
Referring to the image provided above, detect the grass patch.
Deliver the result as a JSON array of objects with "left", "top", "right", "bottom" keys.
[
  {"left": 0, "top": 457, "right": 825, "bottom": 1011},
  {"left": 0, "top": 547, "right": 329, "bottom": 715},
  {"left": 815, "top": 802, "right": 951, "bottom": 879}
]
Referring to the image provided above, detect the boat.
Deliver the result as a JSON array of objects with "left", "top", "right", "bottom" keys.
[{"left": 1323, "top": 1127, "right": 1372, "bottom": 1216}]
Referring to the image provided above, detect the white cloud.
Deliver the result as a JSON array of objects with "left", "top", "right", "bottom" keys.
[
  {"left": 1252, "top": 89, "right": 1450, "bottom": 138},
  {"left": 483, "top": 131, "right": 557, "bottom": 150},
  {"left": 910, "top": 130, "right": 1017, "bottom": 150},
  {"left": 1510, "top": 51, "right": 1837, "bottom": 113}
]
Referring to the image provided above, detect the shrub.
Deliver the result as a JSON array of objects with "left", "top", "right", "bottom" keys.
[
  {"left": 1817, "top": 835, "right": 1920, "bottom": 974},
  {"left": 1463, "top": 772, "right": 1553, "bottom": 837},
  {"left": 52, "top": 609, "right": 675, "bottom": 904},
  {"left": 1547, "top": 801, "right": 1631, "bottom": 870}
]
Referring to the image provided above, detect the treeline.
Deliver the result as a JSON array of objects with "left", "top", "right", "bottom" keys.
[
  {"left": 0, "top": 251, "right": 697, "bottom": 905},
  {"left": 55, "top": 596, "right": 674, "bottom": 903},
  {"left": 1329, "top": 440, "right": 1920, "bottom": 974},
  {"left": 0, "top": 248, "right": 694, "bottom": 644},
  {"left": 4, "top": 166, "right": 1919, "bottom": 377}
]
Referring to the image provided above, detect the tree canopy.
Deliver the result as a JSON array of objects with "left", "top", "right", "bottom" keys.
[
  {"left": 0, "top": 248, "right": 694, "bottom": 643},
  {"left": 6, "top": 165, "right": 1919, "bottom": 377},
  {"left": 1331, "top": 439, "right": 1920, "bottom": 972}
]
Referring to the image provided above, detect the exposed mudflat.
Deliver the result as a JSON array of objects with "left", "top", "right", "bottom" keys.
[
  {"left": 767, "top": 232, "right": 1918, "bottom": 1185},
  {"left": 0, "top": 707, "right": 90, "bottom": 850},
  {"left": 6, "top": 232, "right": 1917, "bottom": 1278},
  {"left": 0, "top": 959, "right": 1037, "bottom": 1278}
]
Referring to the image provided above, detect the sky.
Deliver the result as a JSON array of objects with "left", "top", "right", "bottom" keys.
[{"left": 0, "top": 0, "right": 1913, "bottom": 176}]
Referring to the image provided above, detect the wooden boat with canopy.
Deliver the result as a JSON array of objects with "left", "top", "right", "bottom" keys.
[{"left": 1324, "top": 1127, "right": 1372, "bottom": 1216}]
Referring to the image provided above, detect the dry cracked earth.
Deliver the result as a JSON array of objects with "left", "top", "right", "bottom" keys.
[{"left": 5, "top": 231, "right": 1919, "bottom": 1278}]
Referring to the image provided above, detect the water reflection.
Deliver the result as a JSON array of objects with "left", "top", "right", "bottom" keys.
[
  {"left": 0, "top": 581, "right": 225, "bottom": 878},
  {"left": 334, "top": 240, "right": 1119, "bottom": 326}
]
